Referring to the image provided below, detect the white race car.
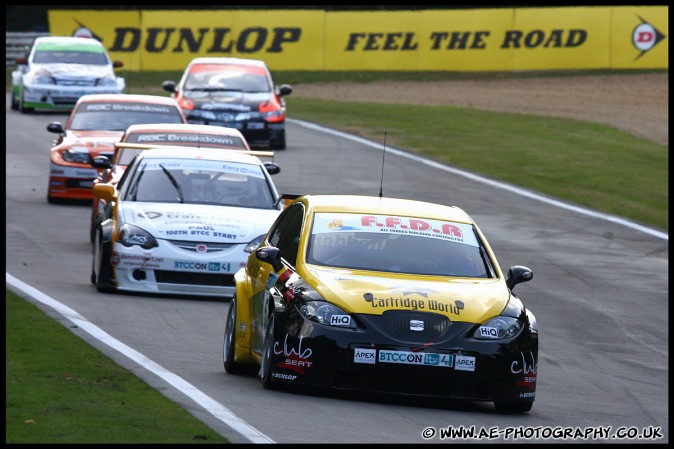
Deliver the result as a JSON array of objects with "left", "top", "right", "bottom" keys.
[
  {"left": 91, "top": 146, "right": 283, "bottom": 298},
  {"left": 11, "top": 36, "right": 125, "bottom": 112}
]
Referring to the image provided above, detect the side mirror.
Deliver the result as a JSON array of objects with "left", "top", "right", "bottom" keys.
[
  {"left": 16, "top": 57, "right": 26, "bottom": 65},
  {"left": 93, "top": 183, "right": 117, "bottom": 202},
  {"left": 256, "top": 246, "right": 283, "bottom": 272},
  {"left": 278, "top": 84, "right": 292, "bottom": 96},
  {"left": 47, "top": 122, "right": 64, "bottom": 134},
  {"left": 162, "top": 80, "right": 176, "bottom": 93},
  {"left": 506, "top": 266, "right": 533, "bottom": 291},
  {"left": 112, "top": 60, "right": 123, "bottom": 68},
  {"left": 264, "top": 162, "right": 281, "bottom": 175}
]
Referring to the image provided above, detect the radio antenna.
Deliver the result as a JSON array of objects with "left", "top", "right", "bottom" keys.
[{"left": 378, "top": 132, "right": 387, "bottom": 198}]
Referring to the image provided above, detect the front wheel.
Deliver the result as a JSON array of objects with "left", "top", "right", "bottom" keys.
[
  {"left": 223, "top": 296, "right": 246, "bottom": 374},
  {"left": 91, "top": 228, "right": 115, "bottom": 293},
  {"left": 18, "top": 86, "right": 34, "bottom": 113},
  {"left": 259, "top": 313, "right": 277, "bottom": 389}
]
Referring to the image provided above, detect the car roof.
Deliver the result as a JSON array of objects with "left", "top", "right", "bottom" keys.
[
  {"left": 34, "top": 36, "right": 104, "bottom": 48},
  {"left": 135, "top": 146, "right": 264, "bottom": 164},
  {"left": 294, "top": 195, "right": 475, "bottom": 224},
  {"left": 75, "top": 94, "right": 180, "bottom": 106},
  {"left": 123, "top": 123, "right": 245, "bottom": 137},
  {"left": 187, "top": 57, "right": 268, "bottom": 68}
]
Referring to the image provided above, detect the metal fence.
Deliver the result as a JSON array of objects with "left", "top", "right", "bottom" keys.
[{"left": 6, "top": 32, "right": 49, "bottom": 67}]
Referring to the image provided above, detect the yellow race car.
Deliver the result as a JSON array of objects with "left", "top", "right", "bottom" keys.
[{"left": 224, "top": 194, "right": 538, "bottom": 412}]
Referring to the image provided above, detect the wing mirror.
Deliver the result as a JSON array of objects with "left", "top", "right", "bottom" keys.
[
  {"left": 256, "top": 246, "right": 283, "bottom": 272},
  {"left": 162, "top": 80, "right": 176, "bottom": 93},
  {"left": 506, "top": 266, "right": 533, "bottom": 291}
]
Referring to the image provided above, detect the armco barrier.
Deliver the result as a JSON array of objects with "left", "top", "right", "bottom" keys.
[{"left": 6, "top": 32, "right": 49, "bottom": 67}]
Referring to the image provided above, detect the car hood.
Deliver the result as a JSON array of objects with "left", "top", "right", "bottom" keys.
[
  {"left": 184, "top": 90, "right": 272, "bottom": 111},
  {"left": 302, "top": 265, "right": 509, "bottom": 323},
  {"left": 29, "top": 63, "right": 115, "bottom": 79},
  {"left": 60, "top": 131, "right": 123, "bottom": 156},
  {"left": 118, "top": 202, "right": 280, "bottom": 243}
]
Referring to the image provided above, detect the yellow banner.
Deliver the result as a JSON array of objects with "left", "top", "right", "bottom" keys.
[{"left": 48, "top": 7, "right": 668, "bottom": 71}]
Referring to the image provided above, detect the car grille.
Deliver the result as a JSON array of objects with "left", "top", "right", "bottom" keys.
[
  {"left": 154, "top": 270, "right": 234, "bottom": 286},
  {"left": 380, "top": 310, "right": 451, "bottom": 342},
  {"left": 54, "top": 78, "right": 96, "bottom": 87},
  {"left": 167, "top": 240, "right": 236, "bottom": 252},
  {"left": 52, "top": 96, "right": 80, "bottom": 106}
]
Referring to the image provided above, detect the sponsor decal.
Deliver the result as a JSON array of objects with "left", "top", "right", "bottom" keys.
[
  {"left": 173, "top": 261, "right": 231, "bottom": 272},
  {"left": 519, "top": 392, "right": 536, "bottom": 398},
  {"left": 363, "top": 293, "right": 464, "bottom": 316},
  {"left": 330, "top": 314, "right": 352, "bottom": 327},
  {"left": 354, "top": 348, "right": 377, "bottom": 365},
  {"left": 632, "top": 16, "right": 666, "bottom": 59},
  {"left": 274, "top": 334, "right": 313, "bottom": 374},
  {"left": 454, "top": 354, "right": 476, "bottom": 371},
  {"left": 110, "top": 251, "right": 120, "bottom": 266},
  {"left": 132, "top": 133, "right": 244, "bottom": 148},
  {"left": 379, "top": 350, "right": 453, "bottom": 367},
  {"left": 511, "top": 351, "right": 537, "bottom": 376},
  {"left": 272, "top": 372, "right": 297, "bottom": 381},
  {"left": 116, "top": 253, "right": 164, "bottom": 269},
  {"left": 312, "top": 213, "right": 478, "bottom": 246},
  {"left": 83, "top": 103, "right": 173, "bottom": 114},
  {"left": 478, "top": 326, "right": 499, "bottom": 339}
]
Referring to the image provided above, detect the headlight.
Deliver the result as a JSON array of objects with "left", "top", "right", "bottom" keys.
[
  {"left": 298, "top": 301, "right": 356, "bottom": 328},
  {"left": 244, "top": 234, "right": 265, "bottom": 253},
  {"left": 29, "top": 74, "right": 54, "bottom": 85},
  {"left": 261, "top": 107, "right": 285, "bottom": 122},
  {"left": 97, "top": 77, "right": 117, "bottom": 87},
  {"left": 117, "top": 223, "right": 158, "bottom": 249},
  {"left": 473, "top": 316, "right": 523, "bottom": 340},
  {"left": 61, "top": 147, "right": 92, "bottom": 163}
]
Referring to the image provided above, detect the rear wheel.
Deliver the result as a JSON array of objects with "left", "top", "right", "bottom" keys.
[
  {"left": 259, "top": 314, "right": 277, "bottom": 389},
  {"left": 494, "top": 401, "right": 533, "bottom": 413},
  {"left": 223, "top": 296, "right": 246, "bottom": 374}
]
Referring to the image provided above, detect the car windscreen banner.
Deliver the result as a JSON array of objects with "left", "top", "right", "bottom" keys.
[
  {"left": 126, "top": 132, "right": 245, "bottom": 148},
  {"left": 311, "top": 212, "right": 479, "bottom": 246},
  {"left": 80, "top": 102, "right": 175, "bottom": 114}
]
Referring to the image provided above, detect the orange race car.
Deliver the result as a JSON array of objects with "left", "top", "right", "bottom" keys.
[
  {"left": 47, "top": 94, "right": 186, "bottom": 204},
  {"left": 88, "top": 123, "right": 256, "bottom": 243}
]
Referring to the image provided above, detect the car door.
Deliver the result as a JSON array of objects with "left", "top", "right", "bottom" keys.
[{"left": 250, "top": 203, "right": 305, "bottom": 353}]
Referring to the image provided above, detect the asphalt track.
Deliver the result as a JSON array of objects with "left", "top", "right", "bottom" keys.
[{"left": 5, "top": 99, "right": 669, "bottom": 444}]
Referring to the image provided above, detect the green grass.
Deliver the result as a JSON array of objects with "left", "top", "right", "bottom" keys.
[{"left": 5, "top": 289, "right": 230, "bottom": 444}]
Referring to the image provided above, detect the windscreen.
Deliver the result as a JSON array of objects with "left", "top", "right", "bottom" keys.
[
  {"left": 307, "top": 212, "right": 493, "bottom": 278},
  {"left": 69, "top": 102, "right": 184, "bottom": 131}
]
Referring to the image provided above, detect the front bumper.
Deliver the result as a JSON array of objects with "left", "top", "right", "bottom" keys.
[
  {"left": 21, "top": 82, "right": 124, "bottom": 110},
  {"left": 48, "top": 162, "right": 101, "bottom": 201},
  {"left": 266, "top": 311, "right": 538, "bottom": 403},
  {"left": 111, "top": 239, "right": 251, "bottom": 298},
  {"left": 185, "top": 114, "right": 284, "bottom": 146}
]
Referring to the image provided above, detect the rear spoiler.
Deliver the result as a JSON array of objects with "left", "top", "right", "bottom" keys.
[{"left": 113, "top": 142, "right": 274, "bottom": 159}]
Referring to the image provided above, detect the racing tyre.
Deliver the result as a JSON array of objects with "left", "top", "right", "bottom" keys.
[
  {"left": 259, "top": 314, "right": 278, "bottom": 389},
  {"left": 91, "top": 228, "right": 115, "bottom": 293},
  {"left": 494, "top": 401, "right": 533, "bottom": 413},
  {"left": 18, "top": 86, "right": 34, "bottom": 113},
  {"left": 10, "top": 91, "right": 19, "bottom": 110},
  {"left": 223, "top": 296, "right": 246, "bottom": 374}
]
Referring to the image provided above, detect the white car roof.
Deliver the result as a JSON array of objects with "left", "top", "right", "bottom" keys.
[
  {"left": 186, "top": 57, "right": 268, "bottom": 68},
  {"left": 33, "top": 36, "right": 105, "bottom": 48}
]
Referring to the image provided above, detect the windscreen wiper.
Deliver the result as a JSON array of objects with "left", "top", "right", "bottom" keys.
[{"left": 159, "top": 164, "right": 184, "bottom": 203}]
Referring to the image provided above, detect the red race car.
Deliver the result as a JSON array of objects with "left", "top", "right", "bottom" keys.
[{"left": 47, "top": 94, "right": 186, "bottom": 204}]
